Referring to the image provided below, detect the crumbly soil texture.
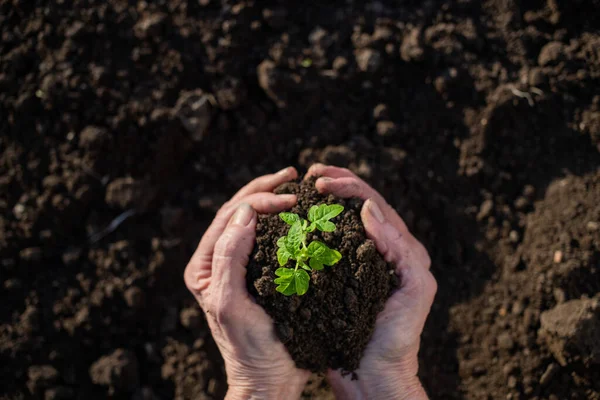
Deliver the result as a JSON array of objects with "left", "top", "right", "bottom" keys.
[
  {"left": 2, "top": 0, "right": 600, "bottom": 399},
  {"left": 246, "top": 179, "right": 396, "bottom": 374}
]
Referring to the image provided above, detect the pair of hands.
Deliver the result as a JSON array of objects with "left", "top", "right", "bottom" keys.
[{"left": 184, "top": 164, "right": 437, "bottom": 399}]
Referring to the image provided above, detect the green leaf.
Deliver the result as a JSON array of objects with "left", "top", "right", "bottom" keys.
[
  {"left": 279, "top": 212, "right": 300, "bottom": 225},
  {"left": 275, "top": 275, "right": 296, "bottom": 295},
  {"left": 294, "top": 269, "right": 310, "bottom": 295},
  {"left": 276, "top": 237, "right": 293, "bottom": 266},
  {"left": 307, "top": 204, "right": 344, "bottom": 232},
  {"left": 287, "top": 221, "right": 306, "bottom": 250},
  {"left": 277, "top": 246, "right": 292, "bottom": 266},
  {"left": 274, "top": 268, "right": 310, "bottom": 296},
  {"left": 307, "top": 240, "right": 342, "bottom": 270},
  {"left": 309, "top": 258, "right": 324, "bottom": 271},
  {"left": 275, "top": 267, "right": 294, "bottom": 277},
  {"left": 316, "top": 221, "right": 336, "bottom": 232},
  {"left": 299, "top": 260, "right": 311, "bottom": 271}
]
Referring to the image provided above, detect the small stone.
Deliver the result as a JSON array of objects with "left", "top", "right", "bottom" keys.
[
  {"left": 503, "top": 362, "right": 517, "bottom": 376},
  {"left": 62, "top": 248, "right": 82, "bottom": 266},
  {"left": 514, "top": 196, "right": 529, "bottom": 210},
  {"left": 376, "top": 120, "right": 398, "bottom": 137},
  {"left": 512, "top": 301, "right": 525, "bottom": 315},
  {"left": 509, "top": 230, "right": 520, "bottom": 243},
  {"left": 20, "top": 247, "right": 43, "bottom": 262},
  {"left": 539, "top": 363, "right": 560, "bottom": 387},
  {"left": 507, "top": 376, "right": 518, "bottom": 388},
  {"left": 173, "top": 89, "right": 212, "bottom": 141},
  {"left": 529, "top": 68, "right": 547, "bottom": 86},
  {"left": 539, "top": 297, "right": 600, "bottom": 366},
  {"left": 105, "top": 177, "right": 155, "bottom": 210},
  {"left": 79, "top": 126, "right": 111, "bottom": 150},
  {"left": 89, "top": 349, "right": 139, "bottom": 394},
  {"left": 124, "top": 287, "right": 145, "bottom": 308},
  {"left": 309, "top": 27, "right": 331, "bottom": 48},
  {"left": 477, "top": 199, "right": 494, "bottom": 221},
  {"left": 332, "top": 56, "right": 348, "bottom": 71},
  {"left": 65, "top": 21, "right": 85, "bottom": 38},
  {"left": 553, "top": 250, "right": 563, "bottom": 263},
  {"left": 586, "top": 221, "right": 599, "bottom": 232},
  {"left": 523, "top": 185, "right": 536, "bottom": 199},
  {"left": 355, "top": 48, "right": 383, "bottom": 73},
  {"left": 373, "top": 104, "right": 389, "bottom": 120},
  {"left": 400, "top": 28, "right": 424, "bottom": 62},
  {"left": 134, "top": 13, "right": 166, "bottom": 38},
  {"left": 180, "top": 307, "right": 202, "bottom": 330},
  {"left": 27, "top": 365, "right": 59, "bottom": 395},
  {"left": 497, "top": 332, "right": 515, "bottom": 350},
  {"left": 538, "top": 41, "right": 566, "bottom": 66}
]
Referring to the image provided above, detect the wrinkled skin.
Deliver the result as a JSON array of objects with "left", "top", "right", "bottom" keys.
[{"left": 184, "top": 165, "right": 436, "bottom": 399}]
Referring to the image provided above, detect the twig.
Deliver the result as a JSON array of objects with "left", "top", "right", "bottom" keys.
[{"left": 88, "top": 209, "right": 136, "bottom": 244}]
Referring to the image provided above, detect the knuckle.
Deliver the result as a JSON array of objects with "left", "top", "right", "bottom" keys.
[
  {"left": 215, "top": 231, "right": 239, "bottom": 257},
  {"left": 424, "top": 271, "right": 438, "bottom": 301},
  {"left": 215, "top": 298, "right": 236, "bottom": 325},
  {"left": 183, "top": 264, "right": 197, "bottom": 292}
]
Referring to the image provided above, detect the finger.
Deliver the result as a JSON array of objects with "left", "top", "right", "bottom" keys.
[
  {"left": 305, "top": 163, "right": 357, "bottom": 180},
  {"left": 231, "top": 167, "right": 297, "bottom": 201},
  {"left": 184, "top": 193, "right": 296, "bottom": 302},
  {"left": 384, "top": 261, "right": 437, "bottom": 334},
  {"left": 316, "top": 176, "right": 411, "bottom": 235},
  {"left": 210, "top": 203, "right": 257, "bottom": 323},
  {"left": 361, "top": 199, "right": 431, "bottom": 271},
  {"left": 325, "top": 370, "right": 355, "bottom": 398}
]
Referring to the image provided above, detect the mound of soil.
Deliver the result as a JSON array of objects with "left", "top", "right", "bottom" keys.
[{"left": 246, "top": 179, "right": 396, "bottom": 373}]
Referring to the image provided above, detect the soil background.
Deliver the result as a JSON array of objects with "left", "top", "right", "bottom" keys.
[{"left": 1, "top": 0, "right": 600, "bottom": 399}]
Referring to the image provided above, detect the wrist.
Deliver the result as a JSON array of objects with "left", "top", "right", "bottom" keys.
[
  {"left": 361, "top": 375, "right": 427, "bottom": 400},
  {"left": 225, "top": 386, "right": 282, "bottom": 400},
  {"left": 225, "top": 374, "right": 307, "bottom": 400}
]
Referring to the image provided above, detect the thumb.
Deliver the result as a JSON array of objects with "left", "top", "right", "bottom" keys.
[
  {"left": 209, "top": 204, "right": 257, "bottom": 316},
  {"left": 360, "top": 199, "right": 437, "bottom": 328}
]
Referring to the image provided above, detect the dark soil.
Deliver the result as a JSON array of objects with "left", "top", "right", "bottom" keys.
[
  {"left": 1, "top": 0, "right": 600, "bottom": 399},
  {"left": 246, "top": 179, "right": 396, "bottom": 374}
]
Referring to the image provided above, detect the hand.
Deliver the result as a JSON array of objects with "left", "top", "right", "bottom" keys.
[
  {"left": 184, "top": 167, "right": 310, "bottom": 400},
  {"left": 306, "top": 164, "right": 437, "bottom": 400}
]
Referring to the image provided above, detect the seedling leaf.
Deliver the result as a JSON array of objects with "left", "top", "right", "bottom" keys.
[
  {"left": 287, "top": 221, "right": 305, "bottom": 250},
  {"left": 274, "top": 203, "right": 345, "bottom": 296},
  {"left": 294, "top": 269, "right": 310, "bottom": 295},
  {"left": 308, "top": 204, "right": 344, "bottom": 232},
  {"left": 279, "top": 212, "right": 300, "bottom": 225}
]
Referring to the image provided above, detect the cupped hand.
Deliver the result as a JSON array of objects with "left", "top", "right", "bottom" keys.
[
  {"left": 184, "top": 167, "right": 310, "bottom": 400},
  {"left": 306, "top": 164, "right": 437, "bottom": 400}
]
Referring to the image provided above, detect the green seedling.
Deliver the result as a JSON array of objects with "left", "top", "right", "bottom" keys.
[{"left": 274, "top": 203, "right": 344, "bottom": 296}]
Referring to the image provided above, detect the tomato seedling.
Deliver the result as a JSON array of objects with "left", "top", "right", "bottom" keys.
[{"left": 275, "top": 204, "right": 344, "bottom": 296}]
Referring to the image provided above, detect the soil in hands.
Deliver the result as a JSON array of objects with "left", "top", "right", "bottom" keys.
[{"left": 246, "top": 178, "right": 397, "bottom": 374}]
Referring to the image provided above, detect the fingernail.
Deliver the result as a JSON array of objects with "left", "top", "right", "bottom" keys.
[
  {"left": 318, "top": 177, "right": 333, "bottom": 183},
  {"left": 232, "top": 203, "right": 254, "bottom": 226},
  {"left": 276, "top": 167, "right": 291, "bottom": 175},
  {"left": 367, "top": 200, "right": 385, "bottom": 223}
]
